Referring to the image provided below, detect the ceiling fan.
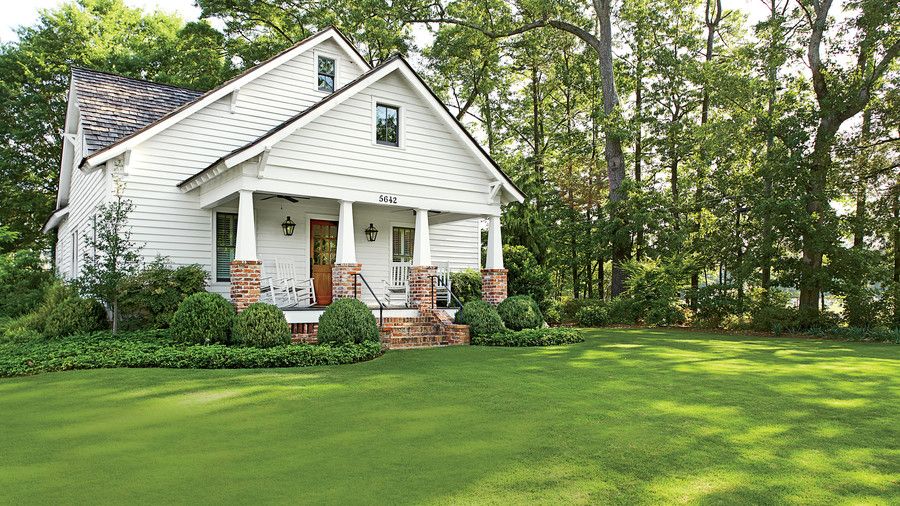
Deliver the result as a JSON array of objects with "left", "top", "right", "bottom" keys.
[{"left": 260, "top": 194, "right": 307, "bottom": 203}]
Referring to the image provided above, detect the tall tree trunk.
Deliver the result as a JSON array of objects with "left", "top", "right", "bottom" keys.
[
  {"left": 853, "top": 110, "right": 871, "bottom": 249},
  {"left": 634, "top": 39, "right": 644, "bottom": 261},
  {"left": 893, "top": 185, "right": 899, "bottom": 284},
  {"left": 598, "top": 254, "right": 605, "bottom": 300},
  {"left": 594, "top": 0, "right": 629, "bottom": 297}
]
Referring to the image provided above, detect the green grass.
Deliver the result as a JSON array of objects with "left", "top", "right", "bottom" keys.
[{"left": 1, "top": 328, "right": 897, "bottom": 504}]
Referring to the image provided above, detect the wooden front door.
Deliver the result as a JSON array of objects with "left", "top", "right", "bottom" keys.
[{"left": 310, "top": 220, "right": 338, "bottom": 305}]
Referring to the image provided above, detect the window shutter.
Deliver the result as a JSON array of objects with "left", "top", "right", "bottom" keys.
[{"left": 216, "top": 213, "right": 237, "bottom": 281}]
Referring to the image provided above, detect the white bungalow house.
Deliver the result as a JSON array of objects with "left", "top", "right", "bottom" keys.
[{"left": 44, "top": 27, "right": 522, "bottom": 346}]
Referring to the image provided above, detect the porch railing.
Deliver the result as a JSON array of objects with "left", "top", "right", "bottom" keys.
[
  {"left": 353, "top": 272, "right": 385, "bottom": 329},
  {"left": 430, "top": 274, "right": 464, "bottom": 310}
]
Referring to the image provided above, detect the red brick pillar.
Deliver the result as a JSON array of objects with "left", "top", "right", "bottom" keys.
[
  {"left": 409, "top": 265, "right": 438, "bottom": 311},
  {"left": 481, "top": 268, "right": 508, "bottom": 305},
  {"left": 230, "top": 260, "right": 262, "bottom": 311},
  {"left": 332, "top": 263, "right": 362, "bottom": 300}
]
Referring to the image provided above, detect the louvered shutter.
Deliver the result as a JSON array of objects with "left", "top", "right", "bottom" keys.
[{"left": 216, "top": 213, "right": 237, "bottom": 281}]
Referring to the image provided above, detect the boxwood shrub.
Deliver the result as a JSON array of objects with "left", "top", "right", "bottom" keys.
[
  {"left": 317, "top": 298, "right": 379, "bottom": 344},
  {"left": 43, "top": 297, "right": 107, "bottom": 339},
  {"left": 170, "top": 292, "right": 235, "bottom": 344},
  {"left": 576, "top": 304, "right": 608, "bottom": 327},
  {"left": 233, "top": 302, "right": 291, "bottom": 348},
  {"left": 473, "top": 327, "right": 583, "bottom": 346},
  {"left": 455, "top": 300, "right": 505, "bottom": 338},
  {"left": 496, "top": 295, "right": 543, "bottom": 330}
]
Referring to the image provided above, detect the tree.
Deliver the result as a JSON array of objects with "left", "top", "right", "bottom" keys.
[{"left": 75, "top": 186, "right": 143, "bottom": 332}]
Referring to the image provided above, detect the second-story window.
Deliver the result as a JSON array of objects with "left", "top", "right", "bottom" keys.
[
  {"left": 317, "top": 56, "right": 335, "bottom": 92},
  {"left": 375, "top": 104, "right": 399, "bottom": 146}
]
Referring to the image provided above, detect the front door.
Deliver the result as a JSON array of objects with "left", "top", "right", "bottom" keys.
[{"left": 310, "top": 220, "right": 338, "bottom": 305}]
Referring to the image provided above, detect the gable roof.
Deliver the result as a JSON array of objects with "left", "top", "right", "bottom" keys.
[
  {"left": 79, "top": 26, "right": 371, "bottom": 170},
  {"left": 71, "top": 67, "right": 203, "bottom": 153},
  {"left": 178, "top": 56, "right": 525, "bottom": 203}
]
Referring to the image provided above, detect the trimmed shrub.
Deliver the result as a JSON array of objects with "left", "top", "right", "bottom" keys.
[
  {"left": 455, "top": 300, "right": 505, "bottom": 338},
  {"left": 576, "top": 304, "right": 608, "bottom": 327},
  {"left": 233, "top": 302, "right": 291, "bottom": 348},
  {"left": 0, "top": 330, "right": 384, "bottom": 377},
  {"left": 497, "top": 295, "right": 543, "bottom": 330},
  {"left": 473, "top": 327, "right": 583, "bottom": 346},
  {"left": 170, "top": 292, "right": 235, "bottom": 344},
  {"left": 118, "top": 258, "right": 207, "bottom": 330},
  {"left": 44, "top": 297, "right": 107, "bottom": 339},
  {"left": 317, "top": 298, "right": 379, "bottom": 344},
  {"left": 449, "top": 268, "right": 482, "bottom": 304}
]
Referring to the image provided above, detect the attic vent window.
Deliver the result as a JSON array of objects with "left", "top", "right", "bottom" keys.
[{"left": 317, "top": 56, "right": 335, "bottom": 92}]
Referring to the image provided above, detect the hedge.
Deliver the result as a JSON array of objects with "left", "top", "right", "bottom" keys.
[
  {"left": 496, "top": 295, "right": 543, "bottom": 330},
  {"left": 472, "top": 327, "right": 584, "bottom": 347},
  {"left": 0, "top": 330, "right": 383, "bottom": 377},
  {"left": 233, "top": 302, "right": 291, "bottom": 348},
  {"left": 317, "top": 298, "right": 379, "bottom": 344}
]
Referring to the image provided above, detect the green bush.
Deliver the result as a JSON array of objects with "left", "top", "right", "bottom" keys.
[
  {"left": 0, "top": 249, "right": 54, "bottom": 318},
  {"left": 233, "top": 302, "right": 291, "bottom": 348},
  {"left": 820, "top": 326, "right": 900, "bottom": 344},
  {"left": 44, "top": 297, "right": 107, "bottom": 339},
  {"left": 606, "top": 297, "right": 639, "bottom": 324},
  {"left": 560, "top": 298, "right": 603, "bottom": 323},
  {"left": 455, "top": 300, "right": 505, "bottom": 337},
  {"left": 170, "top": 292, "right": 235, "bottom": 344},
  {"left": 542, "top": 298, "right": 562, "bottom": 325},
  {"left": 118, "top": 258, "right": 207, "bottom": 330},
  {"left": 449, "top": 268, "right": 482, "bottom": 304},
  {"left": 496, "top": 295, "right": 543, "bottom": 330},
  {"left": 317, "top": 298, "right": 379, "bottom": 344},
  {"left": 504, "top": 245, "right": 551, "bottom": 305},
  {"left": 0, "top": 329, "right": 384, "bottom": 377},
  {"left": 576, "top": 304, "right": 608, "bottom": 327},
  {"left": 473, "top": 327, "right": 583, "bottom": 346}
]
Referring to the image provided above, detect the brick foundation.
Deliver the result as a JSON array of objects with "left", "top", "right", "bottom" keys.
[
  {"left": 481, "top": 268, "right": 508, "bottom": 305},
  {"left": 408, "top": 265, "right": 438, "bottom": 310},
  {"left": 332, "top": 263, "right": 362, "bottom": 300},
  {"left": 230, "top": 260, "right": 262, "bottom": 311}
]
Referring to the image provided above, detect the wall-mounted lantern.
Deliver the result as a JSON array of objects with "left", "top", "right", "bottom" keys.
[
  {"left": 281, "top": 216, "right": 296, "bottom": 236},
  {"left": 365, "top": 223, "right": 378, "bottom": 242}
]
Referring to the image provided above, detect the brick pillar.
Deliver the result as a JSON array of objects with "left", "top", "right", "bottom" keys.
[
  {"left": 332, "top": 263, "right": 362, "bottom": 300},
  {"left": 409, "top": 265, "right": 438, "bottom": 311},
  {"left": 481, "top": 268, "right": 508, "bottom": 305},
  {"left": 230, "top": 260, "right": 262, "bottom": 311}
]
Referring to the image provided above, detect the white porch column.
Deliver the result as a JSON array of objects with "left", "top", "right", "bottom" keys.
[
  {"left": 412, "top": 208, "right": 432, "bottom": 266},
  {"left": 485, "top": 215, "right": 503, "bottom": 269},
  {"left": 234, "top": 190, "right": 257, "bottom": 261},
  {"left": 335, "top": 200, "right": 356, "bottom": 264}
]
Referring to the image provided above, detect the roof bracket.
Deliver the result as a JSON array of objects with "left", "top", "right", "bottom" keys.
[
  {"left": 230, "top": 87, "right": 240, "bottom": 113},
  {"left": 256, "top": 147, "right": 271, "bottom": 179},
  {"left": 488, "top": 181, "right": 502, "bottom": 202}
]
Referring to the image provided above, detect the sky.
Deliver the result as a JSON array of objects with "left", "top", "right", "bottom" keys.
[{"left": 3, "top": 0, "right": 774, "bottom": 43}]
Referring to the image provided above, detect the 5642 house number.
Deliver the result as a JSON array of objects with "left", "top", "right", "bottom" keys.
[{"left": 378, "top": 194, "right": 398, "bottom": 204}]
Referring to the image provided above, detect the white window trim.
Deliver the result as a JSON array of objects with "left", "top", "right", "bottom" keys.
[
  {"left": 313, "top": 51, "right": 339, "bottom": 94},
  {"left": 71, "top": 230, "right": 79, "bottom": 277},
  {"left": 371, "top": 96, "right": 405, "bottom": 150}
]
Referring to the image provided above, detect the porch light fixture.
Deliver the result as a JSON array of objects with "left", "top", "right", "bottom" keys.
[
  {"left": 365, "top": 223, "right": 378, "bottom": 242},
  {"left": 281, "top": 216, "right": 296, "bottom": 237}
]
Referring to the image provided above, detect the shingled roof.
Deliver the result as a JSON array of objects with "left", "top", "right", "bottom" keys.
[{"left": 71, "top": 67, "right": 204, "bottom": 153}]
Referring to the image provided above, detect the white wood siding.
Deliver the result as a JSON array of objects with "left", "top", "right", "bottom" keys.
[
  {"left": 262, "top": 71, "right": 495, "bottom": 211},
  {"left": 119, "top": 39, "right": 365, "bottom": 276}
]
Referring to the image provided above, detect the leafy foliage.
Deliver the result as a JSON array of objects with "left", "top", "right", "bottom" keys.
[
  {"left": 232, "top": 302, "right": 291, "bottom": 348},
  {"left": 576, "top": 304, "right": 608, "bottom": 327},
  {"left": 43, "top": 296, "right": 107, "bottom": 339},
  {"left": 455, "top": 300, "right": 505, "bottom": 338},
  {"left": 0, "top": 248, "right": 54, "bottom": 318},
  {"left": 170, "top": 292, "right": 235, "bottom": 345},
  {"left": 316, "top": 298, "right": 379, "bottom": 344},
  {"left": 472, "top": 327, "right": 584, "bottom": 346},
  {"left": 117, "top": 258, "right": 207, "bottom": 330},
  {"left": 496, "top": 295, "right": 543, "bottom": 330},
  {"left": 449, "top": 268, "right": 482, "bottom": 304},
  {"left": 503, "top": 245, "right": 552, "bottom": 305},
  {"left": 0, "top": 330, "right": 383, "bottom": 377}
]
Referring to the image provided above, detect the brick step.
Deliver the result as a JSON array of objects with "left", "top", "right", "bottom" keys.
[{"left": 387, "top": 334, "right": 448, "bottom": 349}]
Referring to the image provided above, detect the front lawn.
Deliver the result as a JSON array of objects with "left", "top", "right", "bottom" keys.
[{"left": 1, "top": 329, "right": 897, "bottom": 504}]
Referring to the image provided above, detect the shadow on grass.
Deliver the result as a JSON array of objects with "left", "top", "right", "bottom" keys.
[{"left": 0, "top": 328, "right": 897, "bottom": 504}]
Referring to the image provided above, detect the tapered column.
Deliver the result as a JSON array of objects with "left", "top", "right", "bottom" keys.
[
  {"left": 231, "top": 190, "right": 260, "bottom": 311},
  {"left": 482, "top": 215, "right": 507, "bottom": 305},
  {"left": 333, "top": 200, "right": 360, "bottom": 300},
  {"left": 409, "top": 209, "right": 436, "bottom": 310}
]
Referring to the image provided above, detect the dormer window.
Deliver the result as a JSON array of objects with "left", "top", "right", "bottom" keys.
[{"left": 317, "top": 56, "right": 335, "bottom": 92}]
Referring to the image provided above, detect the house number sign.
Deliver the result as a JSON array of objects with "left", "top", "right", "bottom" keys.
[{"left": 378, "top": 194, "right": 398, "bottom": 204}]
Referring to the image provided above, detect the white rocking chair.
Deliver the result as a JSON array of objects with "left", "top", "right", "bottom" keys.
[
  {"left": 260, "top": 259, "right": 316, "bottom": 308},
  {"left": 383, "top": 262, "right": 410, "bottom": 307}
]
